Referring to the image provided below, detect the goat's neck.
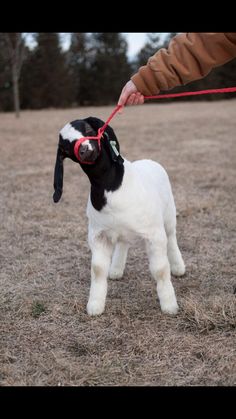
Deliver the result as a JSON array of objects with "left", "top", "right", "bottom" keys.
[{"left": 81, "top": 158, "right": 125, "bottom": 211}]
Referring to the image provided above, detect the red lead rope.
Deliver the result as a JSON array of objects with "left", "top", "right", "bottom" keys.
[
  {"left": 74, "top": 86, "right": 236, "bottom": 162},
  {"left": 144, "top": 86, "right": 236, "bottom": 100}
]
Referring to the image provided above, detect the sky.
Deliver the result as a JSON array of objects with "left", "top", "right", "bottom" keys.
[
  {"left": 123, "top": 33, "right": 168, "bottom": 59},
  {"left": 123, "top": 33, "right": 148, "bottom": 58}
]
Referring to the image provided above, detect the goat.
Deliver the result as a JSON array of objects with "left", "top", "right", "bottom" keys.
[{"left": 53, "top": 117, "right": 185, "bottom": 316}]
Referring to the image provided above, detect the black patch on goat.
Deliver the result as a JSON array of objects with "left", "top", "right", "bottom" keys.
[
  {"left": 53, "top": 117, "right": 124, "bottom": 211},
  {"left": 53, "top": 145, "right": 65, "bottom": 203}
]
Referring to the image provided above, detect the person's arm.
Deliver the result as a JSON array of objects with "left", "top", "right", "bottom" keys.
[{"left": 118, "top": 33, "right": 236, "bottom": 106}]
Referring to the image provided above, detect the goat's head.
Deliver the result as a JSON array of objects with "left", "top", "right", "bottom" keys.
[{"left": 53, "top": 117, "right": 123, "bottom": 203}]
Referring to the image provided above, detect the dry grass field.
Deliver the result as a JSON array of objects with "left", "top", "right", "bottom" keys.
[{"left": 0, "top": 100, "right": 236, "bottom": 386}]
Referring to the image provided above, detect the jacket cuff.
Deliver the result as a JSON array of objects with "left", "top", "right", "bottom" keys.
[{"left": 131, "top": 65, "right": 161, "bottom": 96}]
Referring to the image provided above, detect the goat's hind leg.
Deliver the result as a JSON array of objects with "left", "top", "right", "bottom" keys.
[
  {"left": 87, "top": 233, "right": 113, "bottom": 316},
  {"left": 109, "top": 241, "right": 129, "bottom": 279},
  {"left": 167, "top": 230, "right": 185, "bottom": 277},
  {"left": 146, "top": 233, "right": 179, "bottom": 315},
  {"left": 164, "top": 193, "right": 185, "bottom": 277}
]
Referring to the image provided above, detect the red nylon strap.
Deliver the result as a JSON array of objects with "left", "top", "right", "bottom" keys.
[
  {"left": 144, "top": 86, "right": 236, "bottom": 100},
  {"left": 97, "top": 104, "right": 123, "bottom": 138},
  {"left": 74, "top": 86, "right": 236, "bottom": 163}
]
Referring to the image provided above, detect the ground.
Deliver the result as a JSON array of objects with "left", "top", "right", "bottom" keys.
[{"left": 0, "top": 100, "right": 235, "bottom": 386}]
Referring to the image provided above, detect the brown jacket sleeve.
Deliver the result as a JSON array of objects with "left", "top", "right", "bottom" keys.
[{"left": 131, "top": 33, "right": 236, "bottom": 96}]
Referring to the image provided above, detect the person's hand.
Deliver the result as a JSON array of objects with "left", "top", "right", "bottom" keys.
[{"left": 118, "top": 80, "right": 144, "bottom": 111}]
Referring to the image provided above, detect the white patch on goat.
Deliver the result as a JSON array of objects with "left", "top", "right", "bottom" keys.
[
  {"left": 60, "top": 123, "right": 93, "bottom": 150},
  {"left": 60, "top": 123, "right": 84, "bottom": 143},
  {"left": 82, "top": 140, "right": 93, "bottom": 150}
]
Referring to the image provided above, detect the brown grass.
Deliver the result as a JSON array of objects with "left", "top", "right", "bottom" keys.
[{"left": 0, "top": 100, "right": 236, "bottom": 386}]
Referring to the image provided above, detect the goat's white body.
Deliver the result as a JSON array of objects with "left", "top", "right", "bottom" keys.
[
  {"left": 86, "top": 158, "right": 185, "bottom": 316},
  {"left": 87, "top": 159, "right": 175, "bottom": 243}
]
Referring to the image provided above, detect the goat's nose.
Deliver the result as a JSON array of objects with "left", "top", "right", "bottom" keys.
[
  {"left": 79, "top": 143, "right": 94, "bottom": 161},
  {"left": 79, "top": 144, "right": 89, "bottom": 155}
]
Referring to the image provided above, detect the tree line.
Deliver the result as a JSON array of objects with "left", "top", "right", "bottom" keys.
[{"left": 0, "top": 33, "right": 236, "bottom": 117}]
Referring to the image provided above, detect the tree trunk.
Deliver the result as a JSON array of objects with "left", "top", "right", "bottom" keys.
[{"left": 12, "top": 64, "right": 20, "bottom": 118}]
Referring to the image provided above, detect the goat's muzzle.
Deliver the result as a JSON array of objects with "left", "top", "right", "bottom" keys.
[{"left": 74, "top": 136, "right": 101, "bottom": 165}]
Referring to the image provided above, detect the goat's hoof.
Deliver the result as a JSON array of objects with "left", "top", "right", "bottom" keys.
[
  {"left": 109, "top": 268, "right": 124, "bottom": 279},
  {"left": 87, "top": 300, "right": 105, "bottom": 316},
  {"left": 161, "top": 302, "right": 179, "bottom": 315},
  {"left": 171, "top": 262, "right": 185, "bottom": 277}
]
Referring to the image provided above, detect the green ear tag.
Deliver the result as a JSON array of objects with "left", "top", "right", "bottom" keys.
[
  {"left": 104, "top": 132, "right": 124, "bottom": 164},
  {"left": 110, "top": 140, "right": 120, "bottom": 157}
]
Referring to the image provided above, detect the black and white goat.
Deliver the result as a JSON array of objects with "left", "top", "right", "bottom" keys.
[{"left": 53, "top": 117, "right": 185, "bottom": 316}]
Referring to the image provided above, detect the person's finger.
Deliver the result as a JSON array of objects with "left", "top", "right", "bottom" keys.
[
  {"left": 118, "top": 80, "right": 138, "bottom": 106},
  {"left": 133, "top": 94, "right": 143, "bottom": 105},
  {"left": 139, "top": 95, "right": 145, "bottom": 104},
  {"left": 126, "top": 93, "right": 136, "bottom": 106},
  {"left": 118, "top": 80, "right": 144, "bottom": 107},
  {"left": 118, "top": 85, "right": 130, "bottom": 106},
  {"left": 118, "top": 93, "right": 144, "bottom": 111},
  {"left": 118, "top": 91, "right": 128, "bottom": 106},
  {"left": 127, "top": 93, "right": 144, "bottom": 106}
]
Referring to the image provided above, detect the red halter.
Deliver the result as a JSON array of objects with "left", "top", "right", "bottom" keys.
[
  {"left": 74, "top": 134, "right": 102, "bottom": 165},
  {"left": 73, "top": 105, "right": 122, "bottom": 164}
]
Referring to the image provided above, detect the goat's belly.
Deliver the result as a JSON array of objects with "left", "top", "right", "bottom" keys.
[
  {"left": 107, "top": 226, "right": 139, "bottom": 245},
  {"left": 87, "top": 198, "right": 162, "bottom": 243},
  {"left": 90, "top": 215, "right": 143, "bottom": 245}
]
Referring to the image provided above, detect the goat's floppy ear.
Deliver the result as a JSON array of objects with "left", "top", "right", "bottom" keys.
[{"left": 53, "top": 145, "right": 65, "bottom": 203}]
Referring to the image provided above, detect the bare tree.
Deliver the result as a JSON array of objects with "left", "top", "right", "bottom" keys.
[{"left": 2, "top": 33, "right": 26, "bottom": 118}]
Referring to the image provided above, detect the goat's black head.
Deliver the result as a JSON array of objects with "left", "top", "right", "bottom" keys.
[{"left": 53, "top": 116, "right": 123, "bottom": 203}]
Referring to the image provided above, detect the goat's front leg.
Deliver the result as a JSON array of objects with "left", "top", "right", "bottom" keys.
[
  {"left": 87, "top": 234, "right": 113, "bottom": 316},
  {"left": 146, "top": 232, "right": 179, "bottom": 315}
]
